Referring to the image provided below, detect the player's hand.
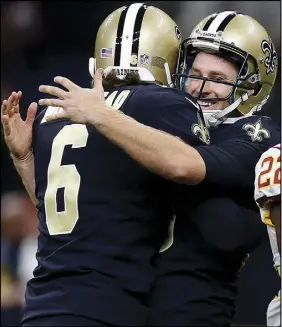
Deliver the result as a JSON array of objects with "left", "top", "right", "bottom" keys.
[
  {"left": 1, "top": 91, "right": 37, "bottom": 160},
  {"left": 38, "top": 69, "right": 106, "bottom": 124}
]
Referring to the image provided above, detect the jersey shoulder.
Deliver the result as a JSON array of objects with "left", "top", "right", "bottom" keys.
[
  {"left": 254, "top": 144, "right": 280, "bottom": 227},
  {"left": 104, "top": 84, "right": 200, "bottom": 113},
  {"left": 34, "top": 106, "right": 67, "bottom": 127},
  {"left": 104, "top": 85, "right": 198, "bottom": 114},
  {"left": 254, "top": 143, "right": 281, "bottom": 204},
  {"left": 32, "top": 106, "right": 72, "bottom": 149},
  {"left": 226, "top": 115, "right": 280, "bottom": 145},
  {"left": 133, "top": 85, "right": 200, "bottom": 110},
  {"left": 256, "top": 143, "right": 281, "bottom": 164}
]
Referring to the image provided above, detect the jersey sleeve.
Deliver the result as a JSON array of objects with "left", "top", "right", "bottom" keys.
[
  {"left": 132, "top": 87, "right": 209, "bottom": 146},
  {"left": 195, "top": 116, "right": 281, "bottom": 187}
]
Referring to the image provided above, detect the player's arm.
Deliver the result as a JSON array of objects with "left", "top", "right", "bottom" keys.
[
  {"left": 39, "top": 76, "right": 208, "bottom": 185},
  {"left": 89, "top": 106, "right": 207, "bottom": 185},
  {"left": 48, "top": 102, "right": 277, "bottom": 187},
  {"left": 11, "top": 153, "right": 38, "bottom": 205},
  {"left": 194, "top": 139, "right": 275, "bottom": 187},
  {"left": 38, "top": 74, "right": 279, "bottom": 187},
  {"left": 49, "top": 99, "right": 207, "bottom": 185},
  {"left": 89, "top": 114, "right": 280, "bottom": 188},
  {"left": 270, "top": 201, "right": 281, "bottom": 254},
  {"left": 45, "top": 104, "right": 272, "bottom": 187}
]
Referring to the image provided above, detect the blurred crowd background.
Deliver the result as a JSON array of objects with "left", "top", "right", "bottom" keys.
[{"left": 1, "top": 1, "right": 281, "bottom": 326}]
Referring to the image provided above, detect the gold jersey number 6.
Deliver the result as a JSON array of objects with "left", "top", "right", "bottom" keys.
[
  {"left": 44, "top": 90, "right": 131, "bottom": 235},
  {"left": 45, "top": 124, "right": 88, "bottom": 235}
]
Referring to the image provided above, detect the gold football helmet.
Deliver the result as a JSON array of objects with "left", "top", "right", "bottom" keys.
[
  {"left": 89, "top": 3, "right": 182, "bottom": 85},
  {"left": 174, "top": 11, "right": 278, "bottom": 127}
]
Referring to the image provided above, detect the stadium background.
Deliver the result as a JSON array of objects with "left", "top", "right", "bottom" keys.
[{"left": 1, "top": 1, "right": 281, "bottom": 326}]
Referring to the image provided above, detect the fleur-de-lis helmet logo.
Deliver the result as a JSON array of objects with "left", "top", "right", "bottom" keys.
[{"left": 261, "top": 39, "right": 278, "bottom": 75}]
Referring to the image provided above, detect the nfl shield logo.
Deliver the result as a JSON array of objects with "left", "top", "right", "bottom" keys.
[{"left": 140, "top": 53, "right": 150, "bottom": 65}]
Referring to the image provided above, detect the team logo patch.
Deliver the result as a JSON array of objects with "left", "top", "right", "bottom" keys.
[
  {"left": 140, "top": 53, "right": 150, "bottom": 65},
  {"left": 192, "top": 112, "right": 210, "bottom": 144},
  {"left": 242, "top": 119, "right": 270, "bottom": 142},
  {"left": 261, "top": 39, "right": 278, "bottom": 74},
  {"left": 101, "top": 48, "right": 113, "bottom": 59}
]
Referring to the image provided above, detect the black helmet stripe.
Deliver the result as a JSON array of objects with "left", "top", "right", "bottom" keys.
[
  {"left": 202, "top": 13, "right": 218, "bottom": 31},
  {"left": 114, "top": 3, "right": 147, "bottom": 67},
  {"left": 130, "top": 4, "right": 147, "bottom": 66},
  {"left": 216, "top": 12, "right": 237, "bottom": 32},
  {"left": 205, "top": 11, "right": 238, "bottom": 33},
  {"left": 114, "top": 6, "right": 128, "bottom": 66}
]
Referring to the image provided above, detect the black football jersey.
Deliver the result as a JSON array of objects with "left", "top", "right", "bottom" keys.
[
  {"left": 173, "top": 115, "right": 281, "bottom": 249},
  {"left": 23, "top": 84, "right": 206, "bottom": 325},
  {"left": 148, "top": 115, "right": 281, "bottom": 326}
]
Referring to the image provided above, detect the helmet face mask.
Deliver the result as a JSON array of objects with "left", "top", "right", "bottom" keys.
[
  {"left": 173, "top": 11, "right": 278, "bottom": 126},
  {"left": 175, "top": 38, "right": 260, "bottom": 103}
]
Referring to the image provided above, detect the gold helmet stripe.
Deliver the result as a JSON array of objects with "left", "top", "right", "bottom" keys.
[
  {"left": 119, "top": 3, "right": 145, "bottom": 67},
  {"left": 207, "top": 10, "right": 237, "bottom": 33}
]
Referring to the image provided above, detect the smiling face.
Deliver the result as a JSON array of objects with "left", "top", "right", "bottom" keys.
[{"left": 186, "top": 52, "right": 239, "bottom": 111}]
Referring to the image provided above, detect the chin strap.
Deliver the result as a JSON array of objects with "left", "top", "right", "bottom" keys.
[
  {"left": 244, "top": 95, "right": 269, "bottom": 116},
  {"left": 164, "top": 62, "right": 174, "bottom": 87},
  {"left": 204, "top": 89, "right": 255, "bottom": 128}
]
